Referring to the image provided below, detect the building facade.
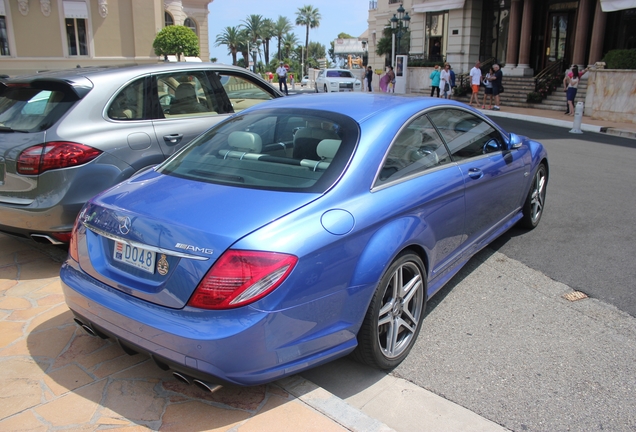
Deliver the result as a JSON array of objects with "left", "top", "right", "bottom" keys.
[
  {"left": 366, "top": 0, "right": 636, "bottom": 75},
  {"left": 0, "top": 0, "right": 212, "bottom": 76}
]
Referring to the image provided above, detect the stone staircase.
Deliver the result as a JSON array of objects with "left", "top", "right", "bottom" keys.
[{"left": 454, "top": 76, "right": 588, "bottom": 112}]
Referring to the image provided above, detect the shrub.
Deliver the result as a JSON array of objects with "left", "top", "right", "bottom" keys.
[
  {"left": 527, "top": 92, "right": 543, "bottom": 103},
  {"left": 153, "top": 26, "right": 200, "bottom": 60},
  {"left": 602, "top": 49, "right": 636, "bottom": 70}
]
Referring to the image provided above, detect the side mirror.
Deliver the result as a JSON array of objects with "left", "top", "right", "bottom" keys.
[{"left": 507, "top": 132, "right": 523, "bottom": 150}]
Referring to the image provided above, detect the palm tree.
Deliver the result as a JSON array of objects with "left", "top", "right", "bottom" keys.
[
  {"left": 261, "top": 18, "right": 275, "bottom": 66},
  {"left": 282, "top": 32, "right": 299, "bottom": 60},
  {"left": 274, "top": 16, "right": 292, "bottom": 61},
  {"left": 295, "top": 5, "right": 321, "bottom": 72},
  {"left": 242, "top": 14, "right": 264, "bottom": 71},
  {"left": 214, "top": 26, "right": 242, "bottom": 65},
  {"left": 237, "top": 28, "right": 251, "bottom": 67}
]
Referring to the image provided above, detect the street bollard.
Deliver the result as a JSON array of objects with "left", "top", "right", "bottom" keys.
[{"left": 569, "top": 101, "right": 584, "bottom": 134}]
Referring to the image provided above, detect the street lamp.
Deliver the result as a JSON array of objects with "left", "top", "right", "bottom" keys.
[{"left": 390, "top": 4, "right": 410, "bottom": 66}]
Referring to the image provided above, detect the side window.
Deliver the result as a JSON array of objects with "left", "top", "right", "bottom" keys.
[
  {"left": 155, "top": 71, "right": 218, "bottom": 118},
  {"left": 218, "top": 73, "right": 275, "bottom": 113},
  {"left": 375, "top": 114, "right": 451, "bottom": 186},
  {"left": 107, "top": 78, "right": 145, "bottom": 121},
  {"left": 427, "top": 109, "right": 503, "bottom": 160}
]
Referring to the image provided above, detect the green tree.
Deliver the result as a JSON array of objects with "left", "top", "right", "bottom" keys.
[
  {"left": 261, "top": 18, "right": 275, "bottom": 65},
  {"left": 274, "top": 16, "right": 293, "bottom": 61},
  {"left": 153, "top": 25, "right": 199, "bottom": 61},
  {"left": 242, "top": 14, "right": 265, "bottom": 70},
  {"left": 215, "top": 26, "right": 242, "bottom": 65},
  {"left": 295, "top": 5, "right": 321, "bottom": 73},
  {"left": 282, "top": 32, "right": 299, "bottom": 60}
]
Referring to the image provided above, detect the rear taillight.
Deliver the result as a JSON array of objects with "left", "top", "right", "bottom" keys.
[
  {"left": 188, "top": 250, "right": 298, "bottom": 310},
  {"left": 17, "top": 142, "right": 102, "bottom": 175}
]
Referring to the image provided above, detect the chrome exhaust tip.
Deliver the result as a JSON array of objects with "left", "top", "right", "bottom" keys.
[
  {"left": 30, "top": 234, "right": 65, "bottom": 245},
  {"left": 73, "top": 318, "right": 98, "bottom": 337},
  {"left": 172, "top": 371, "right": 192, "bottom": 385},
  {"left": 193, "top": 379, "right": 222, "bottom": 393}
]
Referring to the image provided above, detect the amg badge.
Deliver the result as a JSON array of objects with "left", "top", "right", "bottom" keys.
[{"left": 175, "top": 243, "right": 214, "bottom": 255}]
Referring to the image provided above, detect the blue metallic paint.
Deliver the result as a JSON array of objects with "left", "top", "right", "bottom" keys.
[{"left": 61, "top": 93, "right": 548, "bottom": 386}]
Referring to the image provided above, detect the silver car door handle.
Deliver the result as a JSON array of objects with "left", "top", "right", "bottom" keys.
[
  {"left": 163, "top": 134, "right": 183, "bottom": 145},
  {"left": 467, "top": 168, "right": 483, "bottom": 179}
]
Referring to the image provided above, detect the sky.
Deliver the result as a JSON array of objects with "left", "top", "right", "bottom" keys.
[{"left": 207, "top": 0, "right": 370, "bottom": 64}]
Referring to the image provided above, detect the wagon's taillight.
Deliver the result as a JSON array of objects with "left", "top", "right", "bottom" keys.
[
  {"left": 188, "top": 250, "right": 297, "bottom": 310},
  {"left": 17, "top": 142, "right": 102, "bottom": 175}
]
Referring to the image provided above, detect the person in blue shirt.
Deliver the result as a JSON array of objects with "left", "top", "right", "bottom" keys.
[
  {"left": 449, "top": 65, "right": 456, "bottom": 100},
  {"left": 429, "top": 65, "right": 441, "bottom": 97}
]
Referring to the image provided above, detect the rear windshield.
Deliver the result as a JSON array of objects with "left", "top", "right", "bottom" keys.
[
  {"left": 157, "top": 108, "right": 359, "bottom": 193},
  {"left": 326, "top": 70, "right": 354, "bottom": 78},
  {"left": 0, "top": 85, "right": 74, "bottom": 132}
]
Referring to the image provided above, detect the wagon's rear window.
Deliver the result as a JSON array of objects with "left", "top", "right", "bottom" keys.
[
  {"left": 0, "top": 85, "right": 74, "bottom": 132},
  {"left": 157, "top": 108, "right": 359, "bottom": 193}
]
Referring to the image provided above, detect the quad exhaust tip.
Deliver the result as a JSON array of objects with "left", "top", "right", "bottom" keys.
[
  {"left": 172, "top": 372, "right": 222, "bottom": 393},
  {"left": 74, "top": 319, "right": 222, "bottom": 394}
]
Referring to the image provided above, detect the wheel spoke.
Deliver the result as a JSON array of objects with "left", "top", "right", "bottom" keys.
[{"left": 377, "top": 261, "right": 425, "bottom": 358}]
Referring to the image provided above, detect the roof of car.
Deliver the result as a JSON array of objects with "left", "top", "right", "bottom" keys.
[
  {"left": 249, "top": 93, "right": 471, "bottom": 124},
  {"left": 6, "top": 62, "right": 262, "bottom": 83}
]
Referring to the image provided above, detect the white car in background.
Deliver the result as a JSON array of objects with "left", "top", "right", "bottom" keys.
[
  {"left": 315, "top": 69, "right": 362, "bottom": 93},
  {"left": 300, "top": 75, "right": 310, "bottom": 86}
]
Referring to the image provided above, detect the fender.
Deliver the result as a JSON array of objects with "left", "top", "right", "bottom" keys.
[{"left": 348, "top": 216, "right": 433, "bottom": 291}]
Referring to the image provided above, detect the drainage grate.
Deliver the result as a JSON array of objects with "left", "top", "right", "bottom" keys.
[{"left": 562, "top": 291, "right": 588, "bottom": 302}]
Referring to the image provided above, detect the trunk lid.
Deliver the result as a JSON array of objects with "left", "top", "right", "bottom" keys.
[{"left": 76, "top": 170, "right": 318, "bottom": 309}]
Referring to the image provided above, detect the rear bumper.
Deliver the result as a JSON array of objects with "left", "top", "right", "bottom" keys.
[{"left": 60, "top": 260, "right": 359, "bottom": 386}]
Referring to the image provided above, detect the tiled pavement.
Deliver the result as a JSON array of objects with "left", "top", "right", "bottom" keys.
[
  {"left": 1, "top": 103, "right": 634, "bottom": 431},
  {"left": 0, "top": 234, "right": 379, "bottom": 432}
]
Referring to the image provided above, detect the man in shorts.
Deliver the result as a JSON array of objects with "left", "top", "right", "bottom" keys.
[
  {"left": 490, "top": 64, "right": 503, "bottom": 111},
  {"left": 469, "top": 61, "right": 482, "bottom": 106}
]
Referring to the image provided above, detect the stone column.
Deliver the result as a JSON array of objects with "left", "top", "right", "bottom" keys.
[
  {"left": 503, "top": 0, "right": 529, "bottom": 76},
  {"left": 504, "top": 0, "right": 522, "bottom": 67},
  {"left": 517, "top": 0, "right": 534, "bottom": 76},
  {"left": 572, "top": 0, "right": 591, "bottom": 67},
  {"left": 588, "top": 0, "right": 607, "bottom": 65}
]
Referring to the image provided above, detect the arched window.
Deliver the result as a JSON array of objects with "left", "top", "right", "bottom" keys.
[
  {"left": 164, "top": 11, "right": 174, "bottom": 27},
  {"left": 184, "top": 18, "right": 197, "bottom": 36}
]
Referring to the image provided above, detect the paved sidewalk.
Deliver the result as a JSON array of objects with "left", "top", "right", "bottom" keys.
[
  {"left": 1, "top": 98, "right": 632, "bottom": 431},
  {"left": 0, "top": 234, "right": 384, "bottom": 431}
]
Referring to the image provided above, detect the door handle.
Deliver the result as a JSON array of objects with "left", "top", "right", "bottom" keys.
[
  {"left": 468, "top": 168, "right": 483, "bottom": 179},
  {"left": 163, "top": 134, "right": 183, "bottom": 145}
]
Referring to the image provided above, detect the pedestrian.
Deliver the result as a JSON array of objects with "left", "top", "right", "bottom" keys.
[
  {"left": 276, "top": 62, "right": 288, "bottom": 95},
  {"left": 387, "top": 66, "right": 396, "bottom": 93},
  {"left": 488, "top": 63, "right": 503, "bottom": 110},
  {"left": 469, "top": 61, "right": 482, "bottom": 106},
  {"left": 440, "top": 63, "right": 451, "bottom": 99},
  {"left": 429, "top": 65, "right": 441, "bottom": 97},
  {"left": 563, "top": 64, "right": 590, "bottom": 115},
  {"left": 449, "top": 65, "right": 456, "bottom": 100},
  {"left": 482, "top": 67, "right": 494, "bottom": 109},
  {"left": 365, "top": 66, "right": 373, "bottom": 92}
]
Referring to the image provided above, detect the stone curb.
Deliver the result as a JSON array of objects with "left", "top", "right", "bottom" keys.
[{"left": 277, "top": 376, "right": 395, "bottom": 432}]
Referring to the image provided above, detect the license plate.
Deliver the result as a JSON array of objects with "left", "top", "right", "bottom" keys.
[{"left": 114, "top": 241, "right": 156, "bottom": 274}]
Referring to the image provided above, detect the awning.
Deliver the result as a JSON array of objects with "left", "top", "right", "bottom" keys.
[
  {"left": 412, "top": 0, "right": 466, "bottom": 13},
  {"left": 600, "top": 0, "right": 636, "bottom": 12},
  {"left": 63, "top": 1, "right": 89, "bottom": 19}
]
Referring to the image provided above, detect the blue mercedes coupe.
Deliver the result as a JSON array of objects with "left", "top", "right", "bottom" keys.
[{"left": 61, "top": 93, "right": 548, "bottom": 391}]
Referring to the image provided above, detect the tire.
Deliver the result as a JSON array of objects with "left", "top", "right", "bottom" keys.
[
  {"left": 324, "top": 85, "right": 328, "bottom": 93},
  {"left": 519, "top": 163, "right": 548, "bottom": 229},
  {"left": 352, "top": 251, "right": 427, "bottom": 369}
]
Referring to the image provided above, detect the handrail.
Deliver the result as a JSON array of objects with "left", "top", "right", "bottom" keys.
[{"left": 534, "top": 59, "right": 565, "bottom": 92}]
